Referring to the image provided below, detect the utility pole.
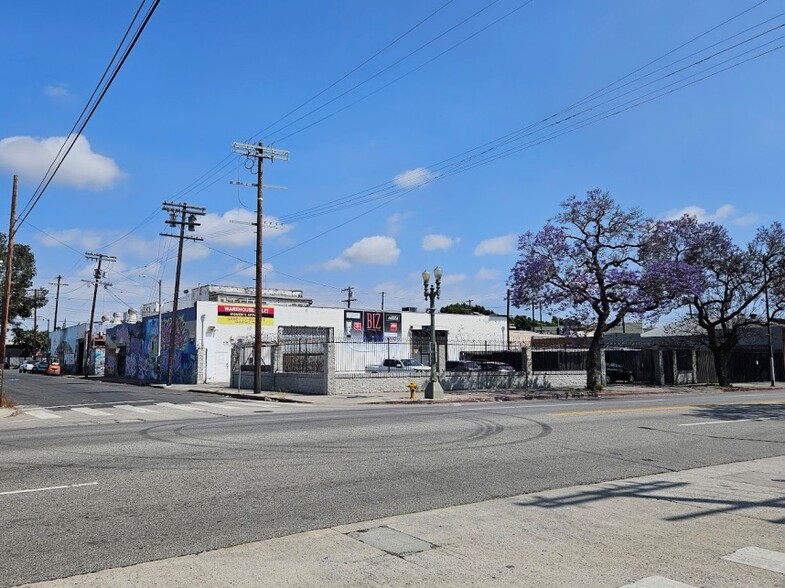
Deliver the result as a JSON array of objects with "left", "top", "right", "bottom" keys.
[
  {"left": 160, "top": 201, "right": 205, "bottom": 386},
  {"left": 32, "top": 289, "right": 39, "bottom": 360},
  {"left": 0, "top": 175, "right": 18, "bottom": 405},
  {"left": 231, "top": 141, "right": 289, "bottom": 395},
  {"left": 506, "top": 289, "right": 511, "bottom": 350},
  {"left": 50, "top": 275, "right": 68, "bottom": 332},
  {"left": 84, "top": 253, "right": 116, "bottom": 377},
  {"left": 342, "top": 286, "right": 356, "bottom": 309},
  {"left": 380, "top": 291, "right": 385, "bottom": 311}
]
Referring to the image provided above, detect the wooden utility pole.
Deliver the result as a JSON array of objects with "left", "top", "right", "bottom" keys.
[
  {"left": 32, "top": 289, "right": 39, "bottom": 360},
  {"left": 84, "top": 253, "right": 115, "bottom": 377},
  {"left": 0, "top": 176, "right": 18, "bottom": 404},
  {"left": 342, "top": 286, "right": 356, "bottom": 309},
  {"left": 50, "top": 275, "right": 67, "bottom": 333},
  {"left": 380, "top": 291, "right": 385, "bottom": 311},
  {"left": 160, "top": 201, "right": 205, "bottom": 386},
  {"left": 231, "top": 141, "right": 289, "bottom": 395}
]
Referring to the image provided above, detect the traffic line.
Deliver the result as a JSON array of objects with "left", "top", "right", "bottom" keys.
[
  {"left": 549, "top": 399, "right": 785, "bottom": 417},
  {"left": 0, "top": 481, "right": 98, "bottom": 497},
  {"left": 190, "top": 401, "right": 244, "bottom": 410},
  {"left": 155, "top": 402, "right": 202, "bottom": 412},
  {"left": 722, "top": 546, "right": 785, "bottom": 575},
  {"left": 679, "top": 418, "right": 772, "bottom": 427},
  {"left": 114, "top": 404, "right": 157, "bottom": 414},
  {"left": 619, "top": 576, "right": 696, "bottom": 587},
  {"left": 71, "top": 407, "right": 114, "bottom": 417},
  {"left": 25, "top": 409, "right": 62, "bottom": 420}
]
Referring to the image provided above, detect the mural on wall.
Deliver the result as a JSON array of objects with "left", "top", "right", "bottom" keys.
[
  {"left": 50, "top": 324, "right": 83, "bottom": 373},
  {"left": 105, "top": 309, "right": 196, "bottom": 384},
  {"left": 160, "top": 311, "right": 197, "bottom": 384}
]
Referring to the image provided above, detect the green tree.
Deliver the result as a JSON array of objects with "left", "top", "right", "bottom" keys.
[
  {"left": 440, "top": 302, "right": 494, "bottom": 315},
  {"left": 12, "top": 328, "right": 50, "bottom": 357},
  {"left": 0, "top": 234, "right": 42, "bottom": 326}
]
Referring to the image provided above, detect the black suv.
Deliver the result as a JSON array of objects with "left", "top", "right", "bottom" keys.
[
  {"left": 606, "top": 363, "right": 634, "bottom": 383},
  {"left": 446, "top": 360, "right": 481, "bottom": 372}
]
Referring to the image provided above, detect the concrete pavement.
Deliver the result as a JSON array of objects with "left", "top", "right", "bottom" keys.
[
  {"left": 175, "top": 380, "right": 785, "bottom": 407},
  {"left": 21, "top": 455, "right": 785, "bottom": 587}
]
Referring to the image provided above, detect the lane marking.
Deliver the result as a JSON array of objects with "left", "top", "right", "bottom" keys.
[
  {"left": 155, "top": 402, "right": 202, "bottom": 412},
  {"left": 25, "top": 409, "right": 62, "bottom": 420},
  {"left": 722, "top": 546, "right": 785, "bottom": 575},
  {"left": 620, "top": 577, "right": 696, "bottom": 588},
  {"left": 679, "top": 418, "right": 772, "bottom": 427},
  {"left": 190, "top": 401, "right": 244, "bottom": 410},
  {"left": 548, "top": 400, "right": 785, "bottom": 417},
  {"left": 71, "top": 407, "right": 113, "bottom": 417},
  {"left": 0, "top": 481, "right": 98, "bottom": 497},
  {"left": 114, "top": 404, "right": 157, "bottom": 414},
  {"left": 32, "top": 400, "right": 155, "bottom": 410}
]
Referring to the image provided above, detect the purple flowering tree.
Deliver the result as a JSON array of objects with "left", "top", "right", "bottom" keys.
[
  {"left": 647, "top": 217, "right": 785, "bottom": 386},
  {"left": 508, "top": 189, "right": 701, "bottom": 391}
]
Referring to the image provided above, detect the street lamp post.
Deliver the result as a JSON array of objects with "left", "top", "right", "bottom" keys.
[
  {"left": 140, "top": 274, "right": 162, "bottom": 380},
  {"left": 763, "top": 264, "right": 776, "bottom": 387},
  {"left": 422, "top": 266, "right": 444, "bottom": 400}
]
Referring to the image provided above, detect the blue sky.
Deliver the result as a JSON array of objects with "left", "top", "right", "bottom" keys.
[{"left": 2, "top": 0, "right": 784, "bottom": 329}]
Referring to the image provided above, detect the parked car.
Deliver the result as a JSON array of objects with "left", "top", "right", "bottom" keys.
[
  {"left": 445, "top": 360, "right": 481, "bottom": 372},
  {"left": 606, "top": 363, "right": 634, "bottom": 383},
  {"left": 46, "top": 361, "right": 61, "bottom": 376},
  {"left": 365, "top": 358, "right": 430, "bottom": 373},
  {"left": 32, "top": 361, "right": 49, "bottom": 374},
  {"left": 18, "top": 361, "right": 35, "bottom": 373},
  {"left": 479, "top": 361, "right": 515, "bottom": 374}
]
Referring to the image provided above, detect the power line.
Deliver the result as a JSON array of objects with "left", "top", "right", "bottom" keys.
[{"left": 14, "top": 0, "right": 161, "bottom": 232}]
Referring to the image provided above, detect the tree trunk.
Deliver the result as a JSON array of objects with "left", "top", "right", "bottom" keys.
[
  {"left": 712, "top": 346, "right": 730, "bottom": 387},
  {"left": 586, "top": 330, "right": 604, "bottom": 392}
]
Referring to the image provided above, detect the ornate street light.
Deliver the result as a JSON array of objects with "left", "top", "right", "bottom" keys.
[{"left": 422, "top": 266, "right": 444, "bottom": 399}]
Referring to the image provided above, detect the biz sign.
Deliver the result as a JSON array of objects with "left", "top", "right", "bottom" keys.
[
  {"left": 217, "top": 304, "right": 274, "bottom": 326},
  {"left": 344, "top": 310, "right": 401, "bottom": 342}
]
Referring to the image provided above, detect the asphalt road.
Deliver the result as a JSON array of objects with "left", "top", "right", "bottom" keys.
[{"left": 1, "top": 378, "right": 783, "bottom": 586}]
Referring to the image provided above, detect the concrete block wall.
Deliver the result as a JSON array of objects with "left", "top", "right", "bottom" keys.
[{"left": 528, "top": 372, "right": 586, "bottom": 389}]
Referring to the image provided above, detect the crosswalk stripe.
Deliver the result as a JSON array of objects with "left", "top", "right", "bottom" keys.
[
  {"left": 71, "top": 407, "right": 113, "bottom": 417},
  {"left": 114, "top": 404, "right": 157, "bottom": 414},
  {"left": 619, "top": 576, "right": 696, "bottom": 588},
  {"left": 190, "top": 401, "right": 244, "bottom": 410},
  {"left": 154, "top": 402, "right": 201, "bottom": 412},
  {"left": 723, "top": 546, "right": 785, "bottom": 575},
  {"left": 26, "top": 409, "right": 62, "bottom": 420}
]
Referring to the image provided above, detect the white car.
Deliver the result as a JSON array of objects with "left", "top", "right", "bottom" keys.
[{"left": 18, "top": 361, "right": 35, "bottom": 373}]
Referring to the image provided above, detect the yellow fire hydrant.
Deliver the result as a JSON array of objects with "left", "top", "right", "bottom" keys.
[{"left": 407, "top": 381, "right": 418, "bottom": 400}]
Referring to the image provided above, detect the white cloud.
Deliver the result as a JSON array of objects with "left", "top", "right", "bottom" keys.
[
  {"left": 44, "top": 84, "right": 70, "bottom": 98},
  {"left": 324, "top": 236, "right": 400, "bottom": 270},
  {"left": 0, "top": 135, "right": 124, "bottom": 190},
  {"left": 386, "top": 212, "right": 409, "bottom": 235},
  {"left": 36, "top": 228, "right": 104, "bottom": 250},
  {"left": 475, "top": 267, "right": 500, "bottom": 281},
  {"left": 199, "top": 208, "right": 292, "bottom": 247},
  {"left": 393, "top": 167, "right": 435, "bottom": 189},
  {"left": 474, "top": 234, "right": 517, "bottom": 256},
  {"left": 442, "top": 273, "right": 467, "bottom": 285},
  {"left": 183, "top": 242, "right": 210, "bottom": 262},
  {"left": 664, "top": 204, "right": 758, "bottom": 227},
  {"left": 422, "top": 233, "right": 460, "bottom": 251}
]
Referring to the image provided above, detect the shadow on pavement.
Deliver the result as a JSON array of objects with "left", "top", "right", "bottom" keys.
[
  {"left": 516, "top": 479, "right": 785, "bottom": 524},
  {"left": 687, "top": 402, "right": 785, "bottom": 421}
]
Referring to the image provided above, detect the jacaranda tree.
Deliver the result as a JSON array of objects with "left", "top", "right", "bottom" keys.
[
  {"left": 647, "top": 216, "right": 785, "bottom": 386},
  {"left": 508, "top": 189, "right": 702, "bottom": 391}
]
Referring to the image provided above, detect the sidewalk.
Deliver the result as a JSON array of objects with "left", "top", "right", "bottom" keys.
[
  {"left": 166, "top": 380, "right": 785, "bottom": 408},
  {"left": 23, "top": 456, "right": 785, "bottom": 587}
]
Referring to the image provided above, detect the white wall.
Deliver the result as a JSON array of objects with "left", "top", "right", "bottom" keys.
[{"left": 194, "top": 302, "right": 508, "bottom": 384}]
